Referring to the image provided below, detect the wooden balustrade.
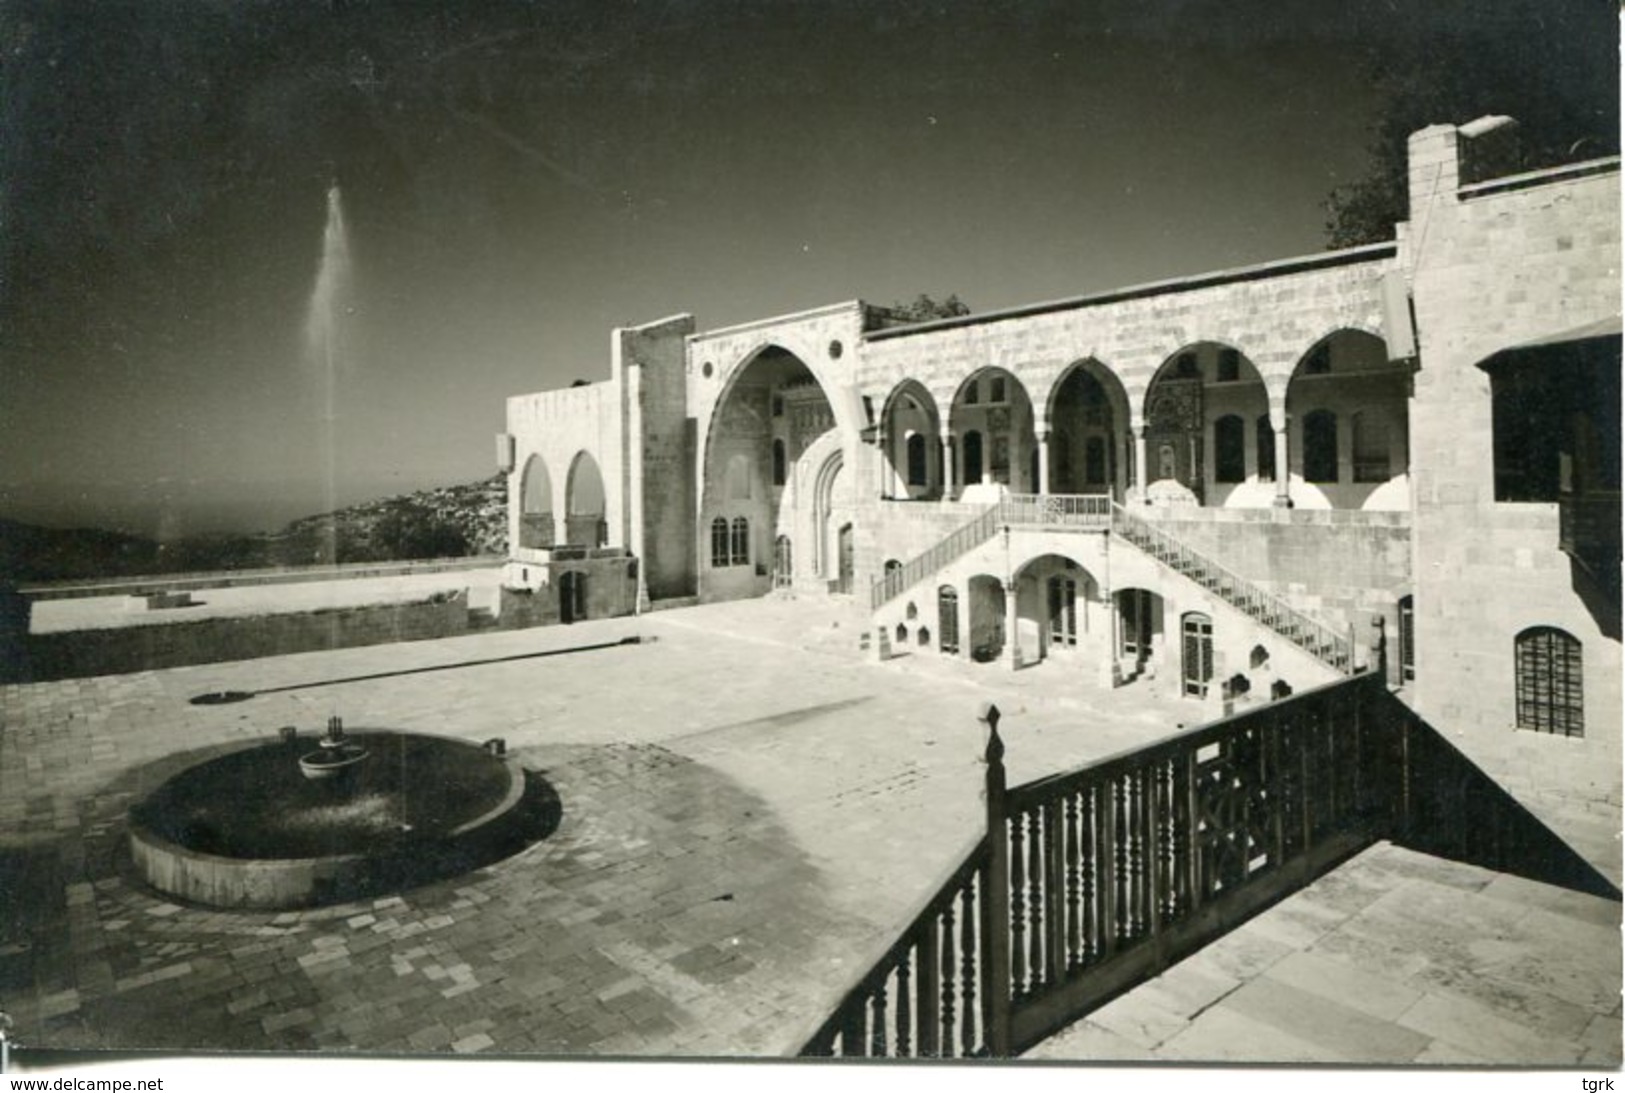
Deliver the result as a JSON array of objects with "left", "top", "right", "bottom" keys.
[
  {"left": 801, "top": 840, "right": 992, "bottom": 1058},
  {"left": 802, "top": 671, "right": 1404, "bottom": 1058}
]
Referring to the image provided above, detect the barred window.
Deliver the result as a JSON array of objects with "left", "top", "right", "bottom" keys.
[
  {"left": 730, "top": 516, "right": 750, "bottom": 567},
  {"left": 710, "top": 517, "right": 729, "bottom": 568},
  {"left": 1515, "top": 626, "right": 1583, "bottom": 737}
]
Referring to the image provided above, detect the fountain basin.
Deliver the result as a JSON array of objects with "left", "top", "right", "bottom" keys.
[{"left": 128, "top": 730, "right": 531, "bottom": 909}]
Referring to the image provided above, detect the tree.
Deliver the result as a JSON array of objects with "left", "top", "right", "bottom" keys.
[
  {"left": 1323, "top": 3, "right": 1618, "bottom": 249},
  {"left": 886, "top": 293, "right": 971, "bottom": 322}
]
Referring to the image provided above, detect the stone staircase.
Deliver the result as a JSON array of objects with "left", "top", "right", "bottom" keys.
[{"left": 871, "top": 494, "right": 1353, "bottom": 674}]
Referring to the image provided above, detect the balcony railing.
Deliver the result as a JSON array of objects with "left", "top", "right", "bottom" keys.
[{"left": 802, "top": 673, "right": 1403, "bottom": 1057}]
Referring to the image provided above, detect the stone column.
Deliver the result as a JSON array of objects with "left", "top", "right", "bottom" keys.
[
  {"left": 1036, "top": 428, "right": 1051, "bottom": 496},
  {"left": 941, "top": 433, "right": 956, "bottom": 500},
  {"left": 877, "top": 428, "right": 891, "bottom": 500},
  {"left": 1273, "top": 413, "right": 1292, "bottom": 508},
  {"left": 1135, "top": 429, "right": 1150, "bottom": 503},
  {"left": 1005, "top": 581, "right": 1022, "bottom": 671}
]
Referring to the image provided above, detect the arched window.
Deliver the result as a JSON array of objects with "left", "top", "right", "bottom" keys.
[
  {"left": 1214, "top": 415, "right": 1246, "bottom": 483},
  {"left": 1303, "top": 410, "right": 1339, "bottom": 484},
  {"left": 1352, "top": 412, "right": 1390, "bottom": 483},
  {"left": 938, "top": 586, "right": 960, "bottom": 655},
  {"left": 963, "top": 430, "right": 984, "bottom": 485},
  {"left": 710, "top": 517, "right": 729, "bottom": 568},
  {"left": 1182, "top": 611, "right": 1213, "bottom": 698},
  {"left": 772, "top": 439, "right": 787, "bottom": 486},
  {"left": 1256, "top": 415, "right": 1276, "bottom": 482},
  {"left": 730, "top": 516, "right": 750, "bottom": 566},
  {"left": 906, "top": 433, "right": 928, "bottom": 487},
  {"left": 1515, "top": 627, "right": 1583, "bottom": 736}
]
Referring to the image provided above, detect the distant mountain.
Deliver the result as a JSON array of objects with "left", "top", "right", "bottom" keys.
[{"left": 1, "top": 475, "right": 509, "bottom": 584}]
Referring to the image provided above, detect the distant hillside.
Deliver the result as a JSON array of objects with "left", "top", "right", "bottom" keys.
[
  {"left": 0, "top": 518, "right": 162, "bottom": 583},
  {"left": 1, "top": 475, "right": 508, "bottom": 584}
]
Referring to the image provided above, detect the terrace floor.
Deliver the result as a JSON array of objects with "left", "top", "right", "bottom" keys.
[{"left": 0, "top": 588, "right": 1618, "bottom": 1065}]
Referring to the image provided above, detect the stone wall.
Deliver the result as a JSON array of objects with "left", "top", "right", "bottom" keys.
[
  {"left": 618, "top": 315, "right": 697, "bottom": 602},
  {"left": 498, "top": 551, "right": 640, "bottom": 628},
  {"left": 1405, "top": 127, "right": 1621, "bottom": 802},
  {"left": 506, "top": 376, "right": 625, "bottom": 564},
  {"left": 18, "top": 592, "right": 472, "bottom": 682},
  {"left": 1142, "top": 509, "right": 1412, "bottom": 637}
]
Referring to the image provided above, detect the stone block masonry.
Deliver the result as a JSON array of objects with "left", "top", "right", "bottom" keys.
[{"left": 18, "top": 592, "right": 473, "bottom": 682}]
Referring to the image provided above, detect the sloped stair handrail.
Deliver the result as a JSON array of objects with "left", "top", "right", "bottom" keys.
[
  {"left": 1108, "top": 502, "right": 1353, "bottom": 672},
  {"left": 872, "top": 503, "right": 1002, "bottom": 609}
]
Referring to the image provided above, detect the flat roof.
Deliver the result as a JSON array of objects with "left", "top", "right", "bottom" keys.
[{"left": 864, "top": 242, "right": 1398, "bottom": 342}]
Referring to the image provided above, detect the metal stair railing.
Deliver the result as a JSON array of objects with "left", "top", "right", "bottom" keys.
[{"left": 1109, "top": 502, "right": 1353, "bottom": 672}]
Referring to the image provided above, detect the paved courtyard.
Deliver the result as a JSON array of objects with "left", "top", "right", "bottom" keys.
[{"left": 1, "top": 591, "right": 1619, "bottom": 1063}]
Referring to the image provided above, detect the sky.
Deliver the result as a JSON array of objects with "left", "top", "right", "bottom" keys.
[{"left": 1, "top": 0, "right": 1618, "bottom": 538}]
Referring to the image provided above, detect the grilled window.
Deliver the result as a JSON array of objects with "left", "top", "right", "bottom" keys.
[
  {"left": 730, "top": 517, "right": 750, "bottom": 567},
  {"left": 1515, "top": 627, "right": 1584, "bottom": 737},
  {"left": 710, "top": 517, "right": 729, "bottom": 568}
]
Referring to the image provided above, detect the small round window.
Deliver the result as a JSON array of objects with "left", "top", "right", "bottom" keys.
[
  {"left": 702, "top": 361, "right": 714, "bottom": 378},
  {"left": 828, "top": 340, "right": 843, "bottom": 359}
]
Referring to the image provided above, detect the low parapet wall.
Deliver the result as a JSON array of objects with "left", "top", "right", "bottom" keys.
[
  {"left": 4, "top": 552, "right": 644, "bottom": 683},
  {"left": 15, "top": 592, "right": 473, "bottom": 682}
]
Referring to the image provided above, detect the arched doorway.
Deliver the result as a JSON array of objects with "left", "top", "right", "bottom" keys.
[
  {"left": 1048, "top": 360, "right": 1131, "bottom": 499},
  {"left": 774, "top": 535, "right": 793, "bottom": 588},
  {"left": 565, "top": 451, "right": 607, "bottom": 547},
  {"left": 703, "top": 344, "right": 842, "bottom": 601},
  {"left": 1012, "top": 553, "right": 1101, "bottom": 665},
  {"left": 1115, "top": 587, "right": 1165, "bottom": 682},
  {"left": 518, "top": 454, "right": 555, "bottom": 549},
  {"left": 967, "top": 574, "right": 1007, "bottom": 662},
  {"left": 950, "top": 368, "right": 1036, "bottom": 494}
]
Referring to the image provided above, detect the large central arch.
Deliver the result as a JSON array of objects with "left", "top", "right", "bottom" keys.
[{"left": 700, "top": 344, "right": 846, "bottom": 602}]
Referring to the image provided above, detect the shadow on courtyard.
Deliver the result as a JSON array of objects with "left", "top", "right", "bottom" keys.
[{"left": 1395, "top": 718, "right": 1621, "bottom": 901}]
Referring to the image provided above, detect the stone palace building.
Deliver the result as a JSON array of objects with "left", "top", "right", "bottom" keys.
[{"left": 497, "top": 121, "right": 1621, "bottom": 808}]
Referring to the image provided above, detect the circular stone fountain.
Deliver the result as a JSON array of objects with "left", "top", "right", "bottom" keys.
[{"left": 128, "top": 722, "right": 541, "bottom": 909}]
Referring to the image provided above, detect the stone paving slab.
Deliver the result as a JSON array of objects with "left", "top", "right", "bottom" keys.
[
  {"left": 3, "top": 593, "right": 1619, "bottom": 1064},
  {"left": 1026, "top": 841, "right": 1622, "bottom": 1066},
  {"left": 0, "top": 594, "right": 1197, "bottom": 1057}
]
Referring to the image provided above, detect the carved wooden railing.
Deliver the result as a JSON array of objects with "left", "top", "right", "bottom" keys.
[
  {"left": 999, "top": 493, "right": 1114, "bottom": 529},
  {"left": 801, "top": 671, "right": 1400, "bottom": 1058},
  {"left": 1110, "top": 502, "right": 1354, "bottom": 672},
  {"left": 800, "top": 839, "right": 993, "bottom": 1058}
]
